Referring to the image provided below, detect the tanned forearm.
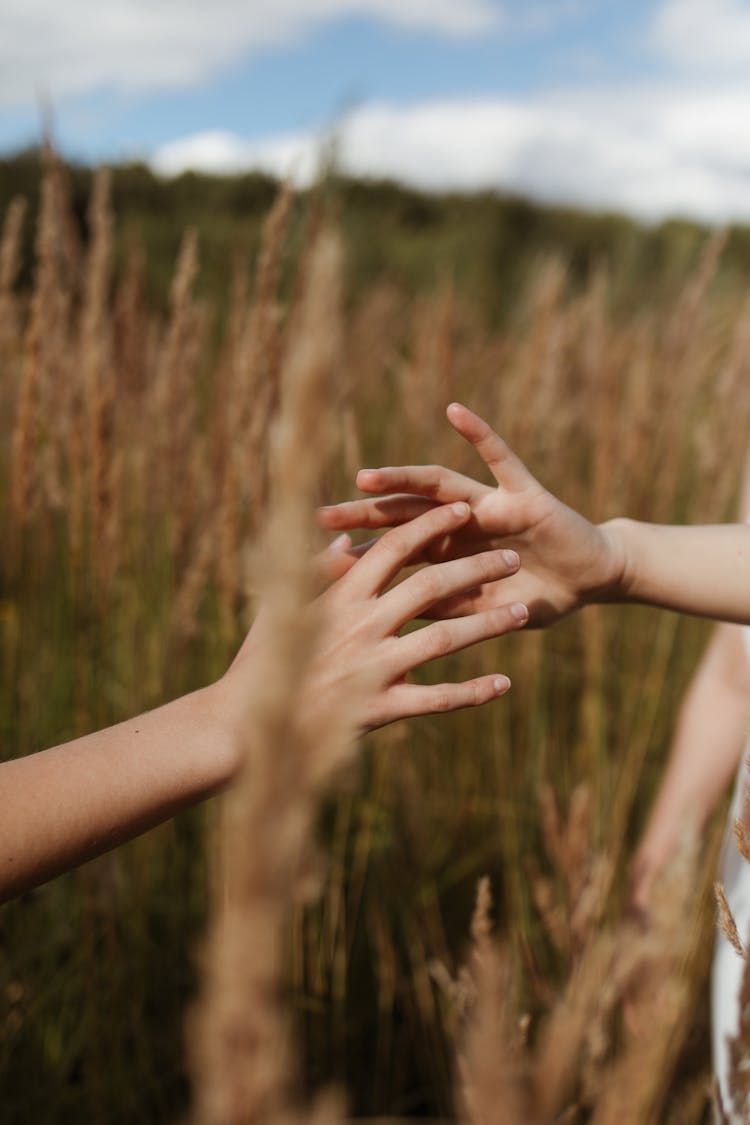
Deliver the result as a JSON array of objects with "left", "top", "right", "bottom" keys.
[{"left": 0, "top": 684, "right": 241, "bottom": 903}]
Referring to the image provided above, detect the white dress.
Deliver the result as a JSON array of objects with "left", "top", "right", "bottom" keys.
[{"left": 712, "top": 630, "right": 750, "bottom": 1119}]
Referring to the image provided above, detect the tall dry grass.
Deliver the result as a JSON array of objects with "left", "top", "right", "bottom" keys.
[
  {"left": 188, "top": 228, "right": 364, "bottom": 1125},
  {"left": 2, "top": 157, "right": 750, "bottom": 1122}
]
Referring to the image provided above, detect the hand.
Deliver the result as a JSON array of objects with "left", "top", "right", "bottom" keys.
[
  {"left": 230, "top": 502, "right": 529, "bottom": 733},
  {"left": 320, "top": 403, "right": 624, "bottom": 627}
]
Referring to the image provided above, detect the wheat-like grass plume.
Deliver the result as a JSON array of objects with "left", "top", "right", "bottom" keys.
[
  {"left": 458, "top": 877, "right": 526, "bottom": 1125},
  {"left": 188, "top": 228, "right": 363, "bottom": 1125}
]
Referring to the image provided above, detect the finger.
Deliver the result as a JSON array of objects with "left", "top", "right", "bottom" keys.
[
  {"left": 355, "top": 464, "right": 487, "bottom": 504},
  {"left": 319, "top": 494, "right": 436, "bottom": 531},
  {"left": 381, "top": 673, "right": 511, "bottom": 721},
  {"left": 314, "top": 534, "right": 358, "bottom": 588},
  {"left": 419, "top": 590, "right": 487, "bottom": 619},
  {"left": 339, "top": 537, "right": 377, "bottom": 559},
  {"left": 446, "top": 402, "right": 536, "bottom": 492},
  {"left": 387, "top": 603, "right": 528, "bottom": 679},
  {"left": 341, "top": 502, "right": 473, "bottom": 598},
  {"left": 378, "top": 547, "right": 521, "bottom": 631}
]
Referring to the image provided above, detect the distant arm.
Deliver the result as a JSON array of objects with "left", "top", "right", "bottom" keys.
[
  {"left": 629, "top": 622, "right": 750, "bottom": 916},
  {"left": 630, "top": 464, "right": 750, "bottom": 915}
]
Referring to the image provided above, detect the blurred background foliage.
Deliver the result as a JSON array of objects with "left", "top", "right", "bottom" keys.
[
  {"left": 4, "top": 147, "right": 750, "bottom": 324},
  {"left": 1, "top": 149, "right": 748, "bottom": 1123}
]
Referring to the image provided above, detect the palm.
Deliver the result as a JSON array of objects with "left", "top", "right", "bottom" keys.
[{"left": 432, "top": 487, "right": 613, "bottom": 625}]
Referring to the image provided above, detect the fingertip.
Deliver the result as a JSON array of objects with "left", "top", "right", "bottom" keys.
[
  {"left": 450, "top": 501, "right": 470, "bottom": 520},
  {"left": 327, "top": 533, "right": 352, "bottom": 553},
  {"left": 447, "top": 401, "right": 476, "bottom": 420},
  {"left": 510, "top": 603, "right": 529, "bottom": 625},
  {"left": 447, "top": 401, "right": 483, "bottom": 439},
  {"left": 356, "top": 468, "right": 383, "bottom": 491},
  {"left": 493, "top": 675, "right": 511, "bottom": 695}
]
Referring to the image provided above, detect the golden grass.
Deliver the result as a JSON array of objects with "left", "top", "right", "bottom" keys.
[
  {"left": 3, "top": 156, "right": 750, "bottom": 1122},
  {"left": 188, "top": 229, "right": 361, "bottom": 1125}
]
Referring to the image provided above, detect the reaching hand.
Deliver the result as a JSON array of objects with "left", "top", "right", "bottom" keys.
[
  {"left": 319, "top": 403, "right": 624, "bottom": 627},
  {"left": 231, "top": 501, "right": 529, "bottom": 733}
]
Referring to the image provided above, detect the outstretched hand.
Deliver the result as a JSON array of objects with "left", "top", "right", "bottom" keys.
[
  {"left": 231, "top": 500, "right": 529, "bottom": 733},
  {"left": 320, "top": 403, "right": 624, "bottom": 627}
]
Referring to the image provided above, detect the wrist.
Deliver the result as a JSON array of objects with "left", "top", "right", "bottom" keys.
[
  {"left": 593, "top": 517, "right": 634, "bottom": 603},
  {"left": 190, "top": 681, "right": 245, "bottom": 792}
]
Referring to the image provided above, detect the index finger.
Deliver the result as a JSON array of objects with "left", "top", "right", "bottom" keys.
[
  {"left": 446, "top": 403, "right": 535, "bottom": 492},
  {"left": 356, "top": 463, "right": 487, "bottom": 505},
  {"left": 319, "top": 493, "right": 436, "bottom": 532}
]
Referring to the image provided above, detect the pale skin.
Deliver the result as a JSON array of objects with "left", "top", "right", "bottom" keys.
[
  {"left": 320, "top": 402, "right": 750, "bottom": 627},
  {"left": 629, "top": 621, "right": 750, "bottom": 917},
  {"left": 320, "top": 402, "right": 750, "bottom": 916},
  {"left": 630, "top": 467, "right": 750, "bottom": 917},
  {"left": 0, "top": 501, "right": 528, "bottom": 904}
]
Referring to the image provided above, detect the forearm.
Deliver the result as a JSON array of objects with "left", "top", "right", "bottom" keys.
[
  {"left": 632, "top": 624, "right": 750, "bottom": 896},
  {"left": 601, "top": 519, "right": 750, "bottom": 623},
  {"left": 0, "top": 683, "right": 240, "bottom": 902}
]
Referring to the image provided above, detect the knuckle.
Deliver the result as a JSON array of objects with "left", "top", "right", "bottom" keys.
[
  {"left": 408, "top": 567, "right": 439, "bottom": 603},
  {"left": 490, "top": 606, "right": 513, "bottom": 631},
  {"left": 432, "top": 687, "right": 454, "bottom": 713},
  {"left": 471, "top": 680, "right": 486, "bottom": 706},
  {"left": 422, "top": 467, "right": 443, "bottom": 496},
  {"left": 425, "top": 622, "right": 453, "bottom": 658},
  {"left": 476, "top": 549, "right": 509, "bottom": 581},
  {"left": 472, "top": 553, "right": 499, "bottom": 583},
  {"left": 376, "top": 527, "right": 407, "bottom": 561}
]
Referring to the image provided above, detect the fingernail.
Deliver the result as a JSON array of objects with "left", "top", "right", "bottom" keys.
[
  {"left": 328, "top": 533, "right": 351, "bottom": 552},
  {"left": 493, "top": 675, "right": 511, "bottom": 694},
  {"left": 503, "top": 549, "right": 520, "bottom": 568},
  {"left": 451, "top": 501, "right": 470, "bottom": 517},
  {"left": 511, "top": 603, "right": 528, "bottom": 623}
]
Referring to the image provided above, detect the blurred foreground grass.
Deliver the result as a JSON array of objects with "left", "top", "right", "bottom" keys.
[{"left": 1, "top": 151, "right": 750, "bottom": 1122}]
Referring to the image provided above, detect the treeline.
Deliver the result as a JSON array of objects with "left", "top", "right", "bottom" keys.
[{"left": 4, "top": 147, "right": 750, "bottom": 325}]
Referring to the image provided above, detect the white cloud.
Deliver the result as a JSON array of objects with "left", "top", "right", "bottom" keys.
[
  {"left": 151, "top": 85, "right": 750, "bottom": 224},
  {"left": 651, "top": 0, "right": 750, "bottom": 73},
  {"left": 154, "top": 129, "right": 323, "bottom": 183},
  {"left": 0, "top": 0, "right": 501, "bottom": 110}
]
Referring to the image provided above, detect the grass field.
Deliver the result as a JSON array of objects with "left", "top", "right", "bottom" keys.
[{"left": 2, "top": 151, "right": 750, "bottom": 1123}]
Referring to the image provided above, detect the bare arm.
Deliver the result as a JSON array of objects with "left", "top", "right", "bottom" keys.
[
  {"left": 606, "top": 518, "right": 750, "bottom": 624},
  {"left": 629, "top": 622, "right": 750, "bottom": 915},
  {"left": 630, "top": 460, "right": 750, "bottom": 914},
  {"left": 0, "top": 685, "right": 239, "bottom": 902},
  {"left": 0, "top": 503, "right": 528, "bottom": 903}
]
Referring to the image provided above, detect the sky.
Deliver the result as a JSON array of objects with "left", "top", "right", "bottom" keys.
[{"left": 2, "top": 0, "right": 750, "bottom": 223}]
